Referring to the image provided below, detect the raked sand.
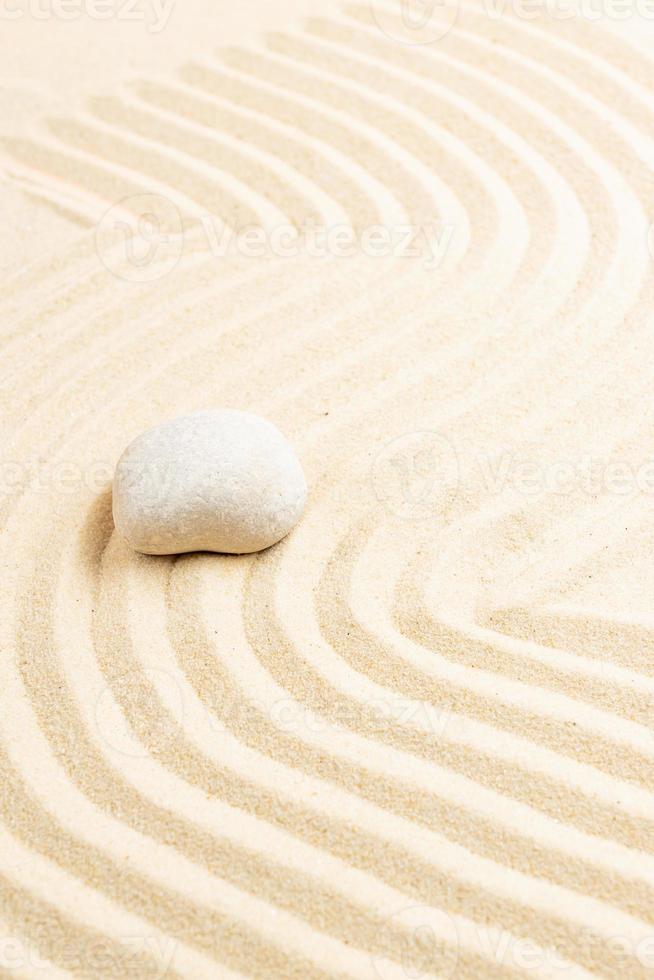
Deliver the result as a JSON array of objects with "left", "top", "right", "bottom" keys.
[{"left": 2, "top": 2, "right": 654, "bottom": 977}]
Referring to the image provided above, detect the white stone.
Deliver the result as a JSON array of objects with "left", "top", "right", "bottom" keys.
[{"left": 112, "top": 409, "right": 307, "bottom": 555}]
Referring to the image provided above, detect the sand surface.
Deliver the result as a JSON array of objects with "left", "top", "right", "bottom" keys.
[{"left": 2, "top": 1, "right": 654, "bottom": 977}]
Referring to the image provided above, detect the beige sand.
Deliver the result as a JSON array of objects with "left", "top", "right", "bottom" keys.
[{"left": 2, "top": 1, "right": 654, "bottom": 977}]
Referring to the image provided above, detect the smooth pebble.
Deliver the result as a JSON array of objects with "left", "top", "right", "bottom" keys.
[{"left": 112, "top": 409, "right": 307, "bottom": 555}]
